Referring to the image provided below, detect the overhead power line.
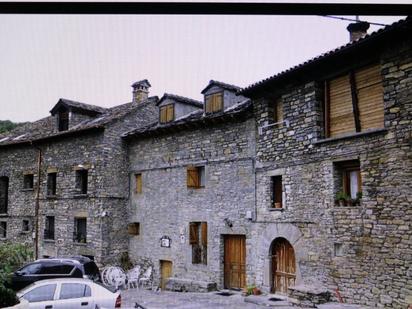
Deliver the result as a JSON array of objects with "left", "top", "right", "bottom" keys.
[{"left": 321, "top": 15, "right": 389, "bottom": 27}]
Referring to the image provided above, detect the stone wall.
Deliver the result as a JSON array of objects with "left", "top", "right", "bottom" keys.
[
  {"left": 251, "top": 38, "right": 412, "bottom": 308},
  {"left": 127, "top": 117, "right": 256, "bottom": 288}
]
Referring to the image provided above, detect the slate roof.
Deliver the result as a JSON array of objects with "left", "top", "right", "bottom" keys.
[
  {"left": 201, "top": 80, "right": 241, "bottom": 94},
  {"left": 50, "top": 98, "right": 107, "bottom": 115},
  {"left": 0, "top": 96, "right": 158, "bottom": 147},
  {"left": 241, "top": 16, "right": 412, "bottom": 97},
  {"left": 157, "top": 93, "right": 203, "bottom": 108},
  {"left": 122, "top": 99, "right": 252, "bottom": 139}
]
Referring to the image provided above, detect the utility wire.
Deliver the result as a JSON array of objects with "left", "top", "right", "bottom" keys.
[{"left": 321, "top": 15, "right": 389, "bottom": 27}]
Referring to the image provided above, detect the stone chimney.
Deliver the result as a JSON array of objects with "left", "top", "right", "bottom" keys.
[
  {"left": 132, "top": 79, "right": 151, "bottom": 103},
  {"left": 347, "top": 21, "right": 370, "bottom": 42}
]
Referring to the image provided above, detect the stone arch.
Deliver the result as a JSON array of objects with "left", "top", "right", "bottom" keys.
[
  {"left": 258, "top": 223, "right": 305, "bottom": 293},
  {"left": 269, "top": 237, "right": 296, "bottom": 294}
]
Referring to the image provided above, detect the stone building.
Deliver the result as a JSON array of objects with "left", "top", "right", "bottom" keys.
[
  {"left": 241, "top": 17, "right": 412, "bottom": 308},
  {"left": 0, "top": 16, "right": 410, "bottom": 309},
  {"left": 0, "top": 80, "right": 158, "bottom": 264}
]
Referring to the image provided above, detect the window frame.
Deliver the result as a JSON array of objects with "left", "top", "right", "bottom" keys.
[
  {"left": 205, "top": 92, "right": 224, "bottom": 114},
  {"left": 0, "top": 221, "right": 6, "bottom": 238},
  {"left": 58, "top": 109, "right": 69, "bottom": 132},
  {"left": 44, "top": 216, "right": 55, "bottom": 240},
  {"left": 0, "top": 176, "right": 9, "bottom": 214},
  {"left": 22, "top": 219, "right": 30, "bottom": 232},
  {"left": 75, "top": 169, "right": 88, "bottom": 195},
  {"left": 334, "top": 160, "right": 362, "bottom": 205},
  {"left": 323, "top": 63, "right": 384, "bottom": 138},
  {"left": 135, "top": 173, "right": 142, "bottom": 194},
  {"left": 189, "top": 222, "right": 207, "bottom": 265},
  {"left": 187, "top": 166, "right": 205, "bottom": 189},
  {"left": 159, "top": 104, "right": 175, "bottom": 123},
  {"left": 127, "top": 222, "right": 140, "bottom": 236},
  {"left": 47, "top": 172, "right": 57, "bottom": 196},
  {"left": 23, "top": 174, "right": 34, "bottom": 190},
  {"left": 74, "top": 217, "right": 87, "bottom": 244},
  {"left": 271, "top": 176, "right": 283, "bottom": 209}
]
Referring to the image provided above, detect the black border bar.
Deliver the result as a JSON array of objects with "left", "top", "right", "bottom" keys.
[{"left": 0, "top": 2, "right": 411, "bottom": 15}]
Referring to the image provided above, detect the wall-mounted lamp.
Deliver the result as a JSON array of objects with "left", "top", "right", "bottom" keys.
[{"left": 224, "top": 218, "right": 233, "bottom": 228}]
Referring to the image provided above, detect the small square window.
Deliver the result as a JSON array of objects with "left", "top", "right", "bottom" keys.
[
  {"left": 75, "top": 170, "right": 88, "bottom": 194},
  {"left": 159, "top": 104, "right": 174, "bottom": 123},
  {"left": 0, "top": 221, "right": 6, "bottom": 238},
  {"left": 187, "top": 166, "right": 205, "bottom": 189},
  {"left": 22, "top": 220, "right": 30, "bottom": 232},
  {"left": 47, "top": 173, "right": 57, "bottom": 196},
  {"left": 271, "top": 176, "right": 283, "bottom": 208},
  {"left": 135, "top": 174, "right": 142, "bottom": 194},
  {"left": 23, "top": 174, "right": 34, "bottom": 190},
  {"left": 127, "top": 222, "right": 140, "bottom": 236}
]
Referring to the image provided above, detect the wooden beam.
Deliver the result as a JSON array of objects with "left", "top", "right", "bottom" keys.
[
  {"left": 349, "top": 71, "right": 361, "bottom": 132},
  {"left": 324, "top": 81, "right": 330, "bottom": 137}
]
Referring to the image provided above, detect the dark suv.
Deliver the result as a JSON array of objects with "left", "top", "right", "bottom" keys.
[{"left": 10, "top": 256, "right": 101, "bottom": 291}]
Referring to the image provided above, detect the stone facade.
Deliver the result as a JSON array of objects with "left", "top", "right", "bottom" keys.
[{"left": 0, "top": 95, "right": 158, "bottom": 266}]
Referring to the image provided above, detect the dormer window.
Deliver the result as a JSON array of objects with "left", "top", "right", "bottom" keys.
[
  {"left": 160, "top": 104, "right": 174, "bottom": 123},
  {"left": 205, "top": 92, "right": 223, "bottom": 113},
  {"left": 58, "top": 109, "right": 69, "bottom": 131}
]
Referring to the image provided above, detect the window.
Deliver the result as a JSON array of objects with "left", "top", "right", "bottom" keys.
[
  {"left": 19, "top": 263, "right": 42, "bottom": 275},
  {"left": 59, "top": 283, "right": 91, "bottom": 300},
  {"left": 205, "top": 92, "right": 223, "bottom": 113},
  {"left": 39, "top": 264, "right": 74, "bottom": 275},
  {"left": 58, "top": 109, "right": 69, "bottom": 131},
  {"left": 187, "top": 166, "right": 205, "bottom": 189},
  {"left": 273, "top": 98, "right": 283, "bottom": 126},
  {"left": 47, "top": 173, "right": 57, "bottom": 196},
  {"left": 334, "top": 243, "right": 344, "bottom": 257},
  {"left": 271, "top": 176, "right": 283, "bottom": 208},
  {"left": 22, "top": 220, "right": 30, "bottom": 232},
  {"left": 324, "top": 64, "right": 384, "bottom": 138},
  {"left": 22, "top": 284, "right": 56, "bottom": 303},
  {"left": 135, "top": 173, "right": 142, "bottom": 194},
  {"left": 0, "top": 176, "right": 9, "bottom": 214},
  {"left": 334, "top": 160, "right": 362, "bottom": 205},
  {"left": 159, "top": 104, "right": 174, "bottom": 123},
  {"left": 128, "top": 222, "right": 140, "bottom": 236},
  {"left": 75, "top": 169, "right": 88, "bottom": 194},
  {"left": 0, "top": 221, "right": 6, "bottom": 238},
  {"left": 74, "top": 218, "right": 87, "bottom": 243},
  {"left": 189, "top": 222, "right": 207, "bottom": 264},
  {"left": 44, "top": 216, "right": 55, "bottom": 240},
  {"left": 23, "top": 174, "right": 34, "bottom": 190}
]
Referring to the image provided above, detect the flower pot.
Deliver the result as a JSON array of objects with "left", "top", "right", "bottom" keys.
[
  {"left": 252, "top": 288, "right": 261, "bottom": 295},
  {"left": 274, "top": 202, "right": 282, "bottom": 209},
  {"left": 338, "top": 200, "right": 346, "bottom": 206}
]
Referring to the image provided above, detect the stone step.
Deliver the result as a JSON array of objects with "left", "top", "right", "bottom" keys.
[{"left": 244, "top": 295, "right": 292, "bottom": 307}]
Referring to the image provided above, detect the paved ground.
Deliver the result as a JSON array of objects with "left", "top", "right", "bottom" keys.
[{"left": 121, "top": 288, "right": 297, "bottom": 309}]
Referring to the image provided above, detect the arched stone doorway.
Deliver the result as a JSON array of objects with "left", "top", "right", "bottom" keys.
[{"left": 270, "top": 237, "right": 296, "bottom": 294}]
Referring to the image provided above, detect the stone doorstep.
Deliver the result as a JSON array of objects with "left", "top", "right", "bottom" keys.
[
  {"left": 317, "top": 303, "right": 366, "bottom": 309},
  {"left": 244, "top": 294, "right": 291, "bottom": 307},
  {"left": 165, "top": 277, "right": 217, "bottom": 292}
]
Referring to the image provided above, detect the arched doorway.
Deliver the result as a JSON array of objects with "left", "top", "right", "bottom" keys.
[{"left": 270, "top": 237, "right": 296, "bottom": 294}]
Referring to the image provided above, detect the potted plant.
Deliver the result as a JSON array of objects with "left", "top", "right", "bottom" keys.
[
  {"left": 335, "top": 191, "right": 349, "bottom": 206},
  {"left": 352, "top": 191, "right": 363, "bottom": 206},
  {"left": 252, "top": 286, "right": 261, "bottom": 295}
]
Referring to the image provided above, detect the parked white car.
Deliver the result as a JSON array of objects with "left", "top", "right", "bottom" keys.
[{"left": 16, "top": 278, "right": 121, "bottom": 309}]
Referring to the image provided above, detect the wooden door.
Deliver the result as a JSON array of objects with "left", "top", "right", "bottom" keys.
[
  {"left": 224, "top": 235, "right": 246, "bottom": 289},
  {"left": 160, "top": 260, "right": 172, "bottom": 290},
  {"left": 271, "top": 238, "right": 296, "bottom": 294}
]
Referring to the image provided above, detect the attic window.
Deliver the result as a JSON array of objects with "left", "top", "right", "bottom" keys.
[
  {"left": 160, "top": 104, "right": 174, "bottom": 123},
  {"left": 58, "top": 109, "right": 69, "bottom": 131},
  {"left": 205, "top": 93, "right": 223, "bottom": 113}
]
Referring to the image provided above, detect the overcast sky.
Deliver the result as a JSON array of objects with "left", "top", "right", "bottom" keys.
[{"left": 0, "top": 13, "right": 405, "bottom": 122}]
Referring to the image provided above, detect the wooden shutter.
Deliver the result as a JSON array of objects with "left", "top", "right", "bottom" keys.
[
  {"left": 355, "top": 64, "right": 384, "bottom": 130},
  {"left": 329, "top": 74, "right": 356, "bottom": 137},
  {"left": 189, "top": 223, "right": 199, "bottom": 244},
  {"left": 187, "top": 166, "right": 199, "bottom": 188},
  {"left": 205, "top": 96, "right": 213, "bottom": 113},
  {"left": 166, "top": 105, "right": 174, "bottom": 122},
  {"left": 201, "top": 222, "right": 207, "bottom": 246},
  {"left": 213, "top": 93, "right": 223, "bottom": 112},
  {"left": 135, "top": 174, "right": 142, "bottom": 194}
]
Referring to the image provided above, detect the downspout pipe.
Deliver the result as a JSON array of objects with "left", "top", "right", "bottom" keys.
[{"left": 31, "top": 142, "right": 42, "bottom": 260}]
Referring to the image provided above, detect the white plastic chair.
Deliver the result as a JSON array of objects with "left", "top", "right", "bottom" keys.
[
  {"left": 101, "top": 266, "right": 126, "bottom": 290},
  {"left": 127, "top": 265, "right": 141, "bottom": 289},
  {"left": 138, "top": 266, "right": 153, "bottom": 289}
]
